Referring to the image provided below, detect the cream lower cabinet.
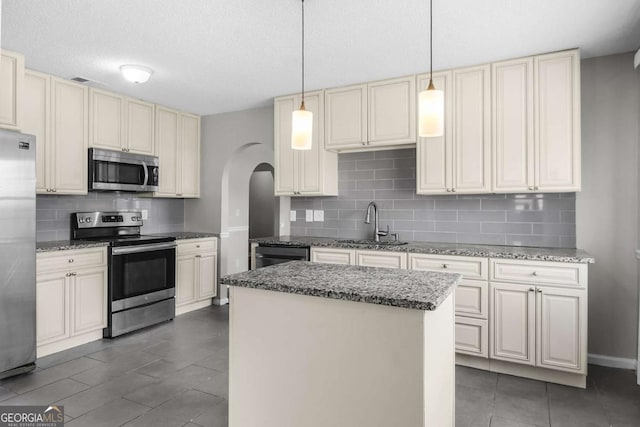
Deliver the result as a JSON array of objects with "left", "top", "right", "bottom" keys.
[
  {"left": 409, "top": 253, "right": 489, "bottom": 358},
  {"left": 310, "top": 247, "right": 355, "bottom": 265},
  {"left": 24, "top": 70, "right": 88, "bottom": 195},
  {"left": 176, "top": 238, "right": 218, "bottom": 315},
  {"left": 489, "top": 258, "right": 588, "bottom": 374},
  {"left": 310, "top": 247, "right": 406, "bottom": 269},
  {"left": 274, "top": 91, "right": 338, "bottom": 196},
  {"left": 155, "top": 107, "right": 200, "bottom": 198},
  {"left": 36, "top": 247, "right": 107, "bottom": 357},
  {"left": 0, "top": 50, "right": 24, "bottom": 131}
]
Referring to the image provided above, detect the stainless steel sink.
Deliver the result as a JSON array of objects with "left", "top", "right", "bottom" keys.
[{"left": 339, "top": 239, "right": 408, "bottom": 246}]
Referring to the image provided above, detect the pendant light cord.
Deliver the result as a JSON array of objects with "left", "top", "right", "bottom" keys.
[
  {"left": 428, "top": 0, "right": 435, "bottom": 90},
  {"left": 301, "top": 0, "right": 306, "bottom": 109}
]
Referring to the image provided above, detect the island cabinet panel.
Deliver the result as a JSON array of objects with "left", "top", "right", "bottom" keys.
[
  {"left": 355, "top": 250, "right": 407, "bottom": 269},
  {"left": 36, "top": 247, "right": 107, "bottom": 357},
  {"left": 310, "top": 247, "right": 355, "bottom": 265},
  {"left": 228, "top": 285, "right": 455, "bottom": 427}
]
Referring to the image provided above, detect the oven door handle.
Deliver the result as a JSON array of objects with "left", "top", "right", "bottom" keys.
[
  {"left": 111, "top": 242, "right": 176, "bottom": 255},
  {"left": 142, "top": 162, "right": 149, "bottom": 187}
]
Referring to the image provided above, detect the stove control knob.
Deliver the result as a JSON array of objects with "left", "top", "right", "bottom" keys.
[
  {"left": 86, "top": 217, "right": 92, "bottom": 223},
  {"left": 78, "top": 218, "right": 84, "bottom": 223}
]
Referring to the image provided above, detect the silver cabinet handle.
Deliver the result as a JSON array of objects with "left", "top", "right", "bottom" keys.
[
  {"left": 68, "top": 258, "right": 74, "bottom": 263},
  {"left": 537, "top": 289, "right": 542, "bottom": 293},
  {"left": 362, "top": 141, "right": 366, "bottom": 146},
  {"left": 452, "top": 188, "right": 456, "bottom": 192},
  {"left": 528, "top": 186, "right": 534, "bottom": 190},
  {"left": 442, "top": 264, "right": 448, "bottom": 269},
  {"left": 535, "top": 186, "right": 539, "bottom": 190},
  {"left": 531, "top": 271, "right": 537, "bottom": 276},
  {"left": 529, "top": 287, "right": 534, "bottom": 292}
]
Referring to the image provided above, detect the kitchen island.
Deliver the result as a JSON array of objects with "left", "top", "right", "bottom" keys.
[{"left": 220, "top": 261, "right": 461, "bottom": 427}]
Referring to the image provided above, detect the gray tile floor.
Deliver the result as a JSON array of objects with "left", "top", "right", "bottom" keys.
[{"left": 1, "top": 305, "right": 638, "bottom": 426}]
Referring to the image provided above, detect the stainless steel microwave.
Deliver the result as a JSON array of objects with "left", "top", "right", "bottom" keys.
[{"left": 89, "top": 148, "right": 159, "bottom": 192}]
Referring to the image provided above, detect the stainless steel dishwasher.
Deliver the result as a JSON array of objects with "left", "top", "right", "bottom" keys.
[{"left": 254, "top": 244, "right": 310, "bottom": 268}]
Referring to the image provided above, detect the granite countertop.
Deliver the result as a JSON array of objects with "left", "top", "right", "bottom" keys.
[
  {"left": 150, "top": 231, "right": 219, "bottom": 240},
  {"left": 250, "top": 236, "right": 595, "bottom": 264},
  {"left": 36, "top": 240, "right": 110, "bottom": 253},
  {"left": 221, "top": 260, "right": 461, "bottom": 311}
]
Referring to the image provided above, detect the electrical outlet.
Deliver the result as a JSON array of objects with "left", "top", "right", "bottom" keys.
[
  {"left": 141, "top": 209, "right": 148, "bottom": 220},
  {"left": 305, "top": 210, "right": 313, "bottom": 222},
  {"left": 313, "top": 210, "right": 324, "bottom": 222},
  {"left": 290, "top": 210, "right": 297, "bottom": 222}
]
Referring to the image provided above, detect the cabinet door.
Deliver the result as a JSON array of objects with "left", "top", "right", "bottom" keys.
[
  {"left": 534, "top": 50, "right": 581, "bottom": 191},
  {"left": 416, "top": 71, "right": 453, "bottom": 194},
  {"left": 180, "top": 113, "right": 201, "bottom": 197},
  {"left": 368, "top": 76, "right": 416, "bottom": 145},
  {"left": 490, "top": 282, "right": 535, "bottom": 365},
  {"left": 492, "top": 58, "right": 535, "bottom": 192},
  {"left": 0, "top": 50, "right": 24, "bottom": 130},
  {"left": 51, "top": 78, "right": 88, "bottom": 194},
  {"left": 325, "top": 84, "right": 367, "bottom": 149},
  {"left": 125, "top": 98, "right": 155, "bottom": 155},
  {"left": 24, "top": 70, "right": 51, "bottom": 194},
  {"left": 72, "top": 267, "right": 107, "bottom": 334},
  {"left": 452, "top": 65, "right": 491, "bottom": 193},
  {"left": 155, "top": 106, "right": 179, "bottom": 196},
  {"left": 197, "top": 253, "right": 217, "bottom": 299},
  {"left": 454, "top": 280, "right": 488, "bottom": 319},
  {"left": 356, "top": 250, "right": 407, "bottom": 269},
  {"left": 298, "top": 91, "right": 324, "bottom": 194},
  {"left": 274, "top": 95, "right": 297, "bottom": 195},
  {"left": 36, "top": 272, "right": 70, "bottom": 345},
  {"left": 536, "top": 287, "right": 586, "bottom": 373},
  {"left": 89, "top": 89, "right": 124, "bottom": 151},
  {"left": 455, "top": 317, "right": 488, "bottom": 358},
  {"left": 176, "top": 255, "right": 197, "bottom": 306}
]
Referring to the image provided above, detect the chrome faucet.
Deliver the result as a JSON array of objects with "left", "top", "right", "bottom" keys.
[{"left": 364, "top": 201, "right": 389, "bottom": 242}]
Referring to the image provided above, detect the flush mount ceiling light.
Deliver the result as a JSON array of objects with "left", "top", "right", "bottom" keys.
[
  {"left": 120, "top": 65, "right": 153, "bottom": 84},
  {"left": 418, "top": 0, "right": 444, "bottom": 138},
  {"left": 291, "top": 0, "right": 313, "bottom": 150}
]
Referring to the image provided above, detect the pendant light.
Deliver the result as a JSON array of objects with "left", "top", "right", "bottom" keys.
[
  {"left": 291, "top": 0, "right": 313, "bottom": 150},
  {"left": 418, "top": 0, "right": 444, "bottom": 138}
]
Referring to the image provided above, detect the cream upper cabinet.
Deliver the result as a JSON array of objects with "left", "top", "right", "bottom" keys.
[
  {"left": 534, "top": 50, "right": 581, "bottom": 191},
  {"left": 126, "top": 98, "right": 155, "bottom": 155},
  {"left": 492, "top": 58, "right": 535, "bottom": 192},
  {"left": 325, "top": 84, "right": 367, "bottom": 150},
  {"left": 155, "top": 106, "right": 200, "bottom": 198},
  {"left": 368, "top": 76, "right": 416, "bottom": 147},
  {"left": 452, "top": 65, "right": 491, "bottom": 193},
  {"left": 89, "top": 88, "right": 124, "bottom": 151},
  {"left": 90, "top": 89, "right": 155, "bottom": 156},
  {"left": 274, "top": 90, "right": 338, "bottom": 196},
  {"left": 416, "top": 71, "right": 453, "bottom": 194},
  {"left": 24, "top": 70, "right": 50, "bottom": 193},
  {"left": 0, "top": 50, "right": 24, "bottom": 131}
]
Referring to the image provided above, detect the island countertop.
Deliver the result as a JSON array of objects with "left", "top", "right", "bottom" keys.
[{"left": 220, "top": 260, "right": 461, "bottom": 311}]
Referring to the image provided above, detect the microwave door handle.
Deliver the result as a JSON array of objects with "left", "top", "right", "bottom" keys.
[{"left": 142, "top": 162, "right": 149, "bottom": 186}]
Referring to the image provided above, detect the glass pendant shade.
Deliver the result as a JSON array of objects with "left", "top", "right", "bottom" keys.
[
  {"left": 418, "top": 87, "right": 444, "bottom": 137},
  {"left": 291, "top": 107, "right": 313, "bottom": 150}
]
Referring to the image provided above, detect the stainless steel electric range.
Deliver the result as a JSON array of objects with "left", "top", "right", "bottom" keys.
[{"left": 71, "top": 211, "right": 176, "bottom": 337}]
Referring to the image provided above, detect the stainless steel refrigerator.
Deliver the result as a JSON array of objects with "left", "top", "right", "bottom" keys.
[{"left": 0, "top": 129, "right": 36, "bottom": 380}]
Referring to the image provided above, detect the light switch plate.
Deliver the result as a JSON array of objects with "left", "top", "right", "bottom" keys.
[
  {"left": 313, "top": 210, "right": 324, "bottom": 222},
  {"left": 141, "top": 209, "right": 148, "bottom": 220},
  {"left": 305, "top": 210, "right": 313, "bottom": 222},
  {"left": 290, "top": 210, "right": 297, "bottom": 222}
]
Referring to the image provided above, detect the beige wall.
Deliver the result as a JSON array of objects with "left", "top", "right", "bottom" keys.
[{"left": 577, "top": 52, "right": 640, "bottom": 361}]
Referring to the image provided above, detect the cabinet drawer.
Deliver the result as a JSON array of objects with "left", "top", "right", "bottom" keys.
[
  {"left": 311, "top": 248, "right": 355, "bottom": 265},
  {"left": 491, "top": 259, "right": 587, "bottom": 287},
  {"left": 37, "top": 247, "right": 107, "bottom": 274},
  {"left": 409, "top": 254, "right": 488, "bottom": 280},
  {"left": 177, "top": 238, "right": 217, "bottom": 255},
  {"left": 455, "top": 280, "right": 488, "bottom": 319},
  {"left": 455, "top": 317, "right": 488, "bottom": 358},
  {"left": 356, "top": 250, "right": 407, "bottom": 269}
]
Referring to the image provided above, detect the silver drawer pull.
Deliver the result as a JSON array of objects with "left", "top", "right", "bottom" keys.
[
  {"left": 442, "top": 264, "right": 448, "bottom": 269},
  {"left": 529, "top": 287, "right": 534, "bottom": 292},
  {"left": 537, "top": 289, "right": 542, "bottom": 293},
  {"left": 68, "top": 259, "right": 74, "bottom": 263},
  {"left": 531, "top": 271, "right": 538, "bottom": 276}
]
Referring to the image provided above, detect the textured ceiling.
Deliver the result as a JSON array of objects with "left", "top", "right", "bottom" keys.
[{"left": 2, "top": 0, "right": 639, "bottom": 116}]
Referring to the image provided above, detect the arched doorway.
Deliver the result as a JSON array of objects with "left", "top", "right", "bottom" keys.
[{"left": 248, "top": 163, "right": 278, "bottom": 239}]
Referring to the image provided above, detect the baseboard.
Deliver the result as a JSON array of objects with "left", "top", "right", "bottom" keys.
[{"left": 588, "top": 353, "right": 637, "bottom": 370}]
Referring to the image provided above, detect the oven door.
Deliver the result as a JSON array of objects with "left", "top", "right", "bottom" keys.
[{"left": 110, "top": 242, "right": 176, "bottom": 312}]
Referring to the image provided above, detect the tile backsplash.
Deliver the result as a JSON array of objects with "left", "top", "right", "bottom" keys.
[
  {"left": 36, "top": 193, "right": 184, "bottom": 241},
  {"left": 290, "top": 149, "right": 576, "bottom": 248}
]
